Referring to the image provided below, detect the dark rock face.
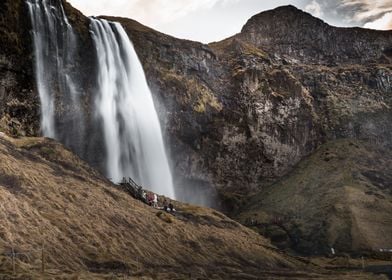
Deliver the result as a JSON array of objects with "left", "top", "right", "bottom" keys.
[
  {"left": 1, "top": 2, "right": 391, "bottom": 213},
  {"left": 0, "top": 0, "right": 38, "bottom": 136}
]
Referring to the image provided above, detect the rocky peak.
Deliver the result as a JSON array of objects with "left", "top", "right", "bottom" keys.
[
  {"left": 242, "top": 5, "right": 326, "bottom": 33},
  {"left": 238, "top": 5, "right": 392, "bottom": 64}
]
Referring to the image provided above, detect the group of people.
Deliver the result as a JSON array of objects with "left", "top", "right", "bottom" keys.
[
  {"left": 119, "top": 178, "right": 176, "bottom": 213},
  {"left": 142, "top": 191, "right": 175, "bottom": 212}
]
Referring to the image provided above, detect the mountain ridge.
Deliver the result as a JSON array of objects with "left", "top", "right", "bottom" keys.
[
  {"left": 237, "top": 5, "right": 392, "bottom": 64},
  {"left": 242, "top": 5, "right": 391, "bottom": 34}
]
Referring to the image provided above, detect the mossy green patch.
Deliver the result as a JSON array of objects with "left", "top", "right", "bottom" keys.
[{"left": 161, "top": 69, "right": 222, "bottom": 113}]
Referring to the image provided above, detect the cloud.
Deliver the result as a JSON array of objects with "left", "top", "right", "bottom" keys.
[
  {"left": 66, "top": 0, "right": 392, "bottom": 43},
  {"left": 305, "top": 0, "right": 323, "bottom": 18},
  {"left": 68, "top": 0, "right": 237, "bottom": 26},
  {"left": 339, "top": 0, "right": 392, "bottom": 23},
  {"left": 364, "top": 11, "right": 392, "bottom": 30}
]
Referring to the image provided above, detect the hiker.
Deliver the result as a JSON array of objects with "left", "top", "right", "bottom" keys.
[
  {"left": 168, "top": 202, "right": 175, "bottom": 212},
  {"left": 153, "top": 193, "right": 158, "bottom": 208},
  {"left": 163, "top": 199, "right": 168, "bottom": 211},
  {"left": 147, "top": 192, "right": 153, "bottom": 206}
]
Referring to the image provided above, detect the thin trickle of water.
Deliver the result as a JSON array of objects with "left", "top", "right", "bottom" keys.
[
  {"left": 90, "top": 19, "right": 175, "bottom": 198},
  {"left": 27, "top": 0, "right": 82, "bottom": 140}
]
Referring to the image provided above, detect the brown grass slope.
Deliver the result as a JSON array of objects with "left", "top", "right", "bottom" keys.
[
  {"left": 0, "top": 133, "right": 311, "bottom": 279},
  {"left": 0, "top": 135, "right": 386, "bottom": 279},
  {"left": 237, "top": 139, "right": 392, "bottom": 256},
  {"left": 0, "top": 134, "right": 384, "bottom": 279}
]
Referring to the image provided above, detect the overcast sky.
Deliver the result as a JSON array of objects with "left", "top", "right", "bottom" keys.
[{"left": 68, "top": 0, "right": 392, "bottom": 43}]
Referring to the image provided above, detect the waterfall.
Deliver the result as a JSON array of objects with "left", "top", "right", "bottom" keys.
[
  {"left": 27, "top": 0, "right": 175, "bottom": 199},
  {"left": 90, "top": 19, "right": 175, "bottom": 198},
  {"left": 26, "top": 0, "right": 81, "bottom": 139}
]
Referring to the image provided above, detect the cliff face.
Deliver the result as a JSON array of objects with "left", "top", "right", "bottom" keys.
[
  {"left": 111, "top": 7, "right": 392, "bottom": 209},
  {"left": 1, "top": 1, "right": 391, "bottom": 214},
  {"left": 0, "top": 0, "right": 38, "bottom": 136}
]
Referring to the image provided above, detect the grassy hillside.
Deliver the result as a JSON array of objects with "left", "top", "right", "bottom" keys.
[
  {"left": 0, "top": 134, "right": 387, "bottom": 279},
  {"left": 0, "top": 133, "right": 305, "bottom": 279},
  {"left": 237, "top": 139, "right": 392, "bottom": 256}
]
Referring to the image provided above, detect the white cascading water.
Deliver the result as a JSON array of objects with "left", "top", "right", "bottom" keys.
[
  {"left": 27, "top": 0, "right": 175, "bottom": 198},
  {"left": 90, "top": 19, "right": 175, "bottom": 198},
  {"left": 26, "top": 0, "right": 79, "bottom": 139}
]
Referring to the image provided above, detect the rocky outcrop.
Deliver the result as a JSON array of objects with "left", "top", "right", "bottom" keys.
[{"left": 239, "top": 5, "right": 392, "bottom": 64}]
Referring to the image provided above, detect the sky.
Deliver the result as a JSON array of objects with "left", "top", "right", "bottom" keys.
[{"left": 68, "top": 0, "right": 392, "bottom": 43}]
